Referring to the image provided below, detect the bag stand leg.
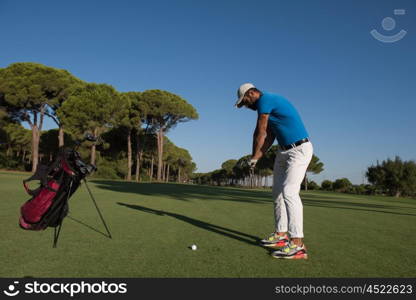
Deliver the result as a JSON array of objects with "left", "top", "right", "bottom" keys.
[
  {"left": 53, "top": 223, "right": 63, "bottom": 248},
  {"left": 83, "top": 178, "right": 112, "bottom": 239},
  {"left": 51, "top": 178, "right": 112, "bottom": 248},
  {"left": 53, "top": 180, "right": 73, "bottom": 248}
]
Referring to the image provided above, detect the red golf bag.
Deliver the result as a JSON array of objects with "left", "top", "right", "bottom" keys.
[{"left": 19, "top": 148, "right": 84, "bottom": 230}]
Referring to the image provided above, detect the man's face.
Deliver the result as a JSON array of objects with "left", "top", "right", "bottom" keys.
[{"left": 240, "top": 90, "right": 259, "bottom": 111}]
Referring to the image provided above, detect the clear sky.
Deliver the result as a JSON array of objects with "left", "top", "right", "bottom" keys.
[{"left": 1, "top": 0, "right": 415, "bottom": 184}]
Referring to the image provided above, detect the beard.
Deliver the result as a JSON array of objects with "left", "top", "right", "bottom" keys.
[{"left": 247, "top": 102, "right": 257, "bottom": 111}]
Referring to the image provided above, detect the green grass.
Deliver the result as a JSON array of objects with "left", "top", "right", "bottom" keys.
[{"left": 1, "top": 171, "right": 415, "bottom": 278}]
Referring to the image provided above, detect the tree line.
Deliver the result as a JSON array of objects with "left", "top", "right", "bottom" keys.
[
  {"left": 319, "top": 157, "right": 416, "bottom": 197},
  {"left": 0, "top": 62, "right": 198, "bottom": 182},
  {"left": 192, "top": 145, "right": 324, "bottom": 190},
  {"left": 192, "top": 149, "right": 416, "bottom": 198}
]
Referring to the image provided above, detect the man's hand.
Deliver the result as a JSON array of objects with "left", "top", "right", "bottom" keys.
[{"left": 248, "top": 158, "right": 258, "bottom": 170}]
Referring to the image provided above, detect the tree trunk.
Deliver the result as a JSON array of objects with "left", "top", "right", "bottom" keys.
[
  {"left": 166, "top": 164, "right": 170, "bottom": 182},
  {"left": 135, "top": 130, "right": 141, "bottom": 182},
  {"left": 31, "top": 125, "right": 40, "bottom": 172},
  {"left": 22, "top": 150, "right": 26, "bottom": 162},
  {"left": 304, "top": 175, "right": 308, "bottom": 191},
  {"left": 150, "top": 156, "right": 154, "bottom": 182},
  {"left": 90, "top": 128, "right": 98, "bottom": 165},
  {"left": 90, "top": 144, "right": 96, "bottom": 165},
  {"left": 135, "top": 152, "right": 141, "bottom": 182},
  {"left": 178, "top": 167, "right": 181, "bottom": 183},
  {"left": 58, "top": 126, "right": 65, "bottom": 147},
  {"left": 164, "top": 162, "right": 168, "bottom": 181},
  {"left": 156, "top": 129, "right": 164, "bottom": 181},
  {"left": 126, "top": 129, "right": 132, "bottom": 181}
]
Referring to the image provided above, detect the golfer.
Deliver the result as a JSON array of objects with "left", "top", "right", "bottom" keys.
[{"left": 235, "top": 83, "right": 313, "bottom": 259}]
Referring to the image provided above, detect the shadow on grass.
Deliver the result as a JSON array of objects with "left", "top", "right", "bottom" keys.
[
  {"left": 92, "top": 180, "right": 416, "bottom": 217},
  {"left": 67, "top": 215, "right": 111, "bottom": 238},
  {"left": 92, "top": 180, "right": 271, "bottom": 204},
  {"left": 117, "top": 202, "right": 260, "bottom": 246},
  {"left": 302, "top": 195, "right": 416, "bottom": 217}
]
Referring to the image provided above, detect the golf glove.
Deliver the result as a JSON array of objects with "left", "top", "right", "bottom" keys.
[{"left": 248, "top": 159, "right": 258, "bottom": 170}]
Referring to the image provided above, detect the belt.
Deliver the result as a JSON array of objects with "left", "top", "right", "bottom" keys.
[{"left": 280, "top": 138, "right": 310, "bottom": 151}]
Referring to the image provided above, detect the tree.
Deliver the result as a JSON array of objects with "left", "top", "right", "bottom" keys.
[
  {"left": 39, "top": 129, "right": 74, "bottom": 163},
  {"left": 321, "top": 180, "right": 333, "bottom": 191},
  {"left": 58, "top": 83, "right": 128, "bottom": 165},
  {"left": 221, "top": 159, "right": 238, "bottom": 185},
  {"left": 353, "top": 184, "right": 367, "bottom": 195},
  {"left": 366, "top": 156, "right": 416, "bottom": 197},
  {"left": 233, "top": 155, "right": 251, "bottom": 187},
  {"left": 256, "top": 147, "right": 276, "bottom": 188},
  {"left": 333, "top": 178, "right": 353, "bottom": 193},
  {"left": 211, "top": 169, "right": 227, "bottom": 186},
  {"left": 141, "top": 90, "right": 198, "bottom": 181},
  {"left": 2, "top": 122, "right": 31, "bottom": 159},
  {"left": 38, "top": 74, "right": 82, "bottom": 147},
  {"left": 0, "top": 63, "right": 80, "bottom": 172},
  {"left": 162, "top": 139, "right": 176, "bottom": 182},
  {"left": 230, "top": 147, "right": 277, "bottom": 188},
  {"left": 0, "top": 98, "right": 10, "bottom": 143},
  {"left": 120, "top": 92, "right": 148, "bottom": 181},
  {"left": 174, "top": 147, "right": 195, "bottom": 183},
  {"left": 95, "top": 127, "right": 159, "bottom": 181},
  {"left": 161, "top": 138, "right": 195, "bottom": 183},
  {"left": 306, "top": 180, "right": 320, "bottom": 190},
  {"left": 137, "top": 132, "right": 157, "bottom": 181},
  {"left": 304, "top": 155, "right": 324, "bottom": 190}
]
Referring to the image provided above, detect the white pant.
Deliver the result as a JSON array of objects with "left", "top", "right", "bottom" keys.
[{"left": 272, "top": 141, "right": 313, "bottom": 238}]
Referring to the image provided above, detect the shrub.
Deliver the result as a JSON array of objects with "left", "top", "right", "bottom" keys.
[
  {"left": 366, "top": 157, "right": 416, "bottom": 197},
  {"left": 308, "top": 181, "right": 320, "bottom": 190},
  {"left": 0, "top": 153, "right": 25, "bottom": 170},
  {"left": 92, "top": 158, "right": 121, "bottom": 180},
  {"left": 321, "top": 180, "right": 333, "bottom": 191},
  {"left": 333, "top": 178, "right": 353, "bottom": 193}
]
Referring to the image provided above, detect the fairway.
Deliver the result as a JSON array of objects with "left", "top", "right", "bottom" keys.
[{"left": 1, "top": 171, "right": 415, "bottom": 278}]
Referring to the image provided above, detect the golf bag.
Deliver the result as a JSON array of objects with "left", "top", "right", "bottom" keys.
[{"left": 19, "top": 147, "right": 96, "bottom": 231}]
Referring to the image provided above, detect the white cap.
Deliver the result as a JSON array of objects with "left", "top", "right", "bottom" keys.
[{"left": 235, "top": 83, "right": 255, "bottom": 107}]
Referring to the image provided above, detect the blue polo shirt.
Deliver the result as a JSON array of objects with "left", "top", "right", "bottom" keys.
[{"left": 256, "top": 92, "right": 309, "bottom": 146}]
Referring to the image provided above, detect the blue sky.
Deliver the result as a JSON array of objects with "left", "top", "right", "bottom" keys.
[{"left": 1, "top": 0, "right": 415, "bottom": 184}]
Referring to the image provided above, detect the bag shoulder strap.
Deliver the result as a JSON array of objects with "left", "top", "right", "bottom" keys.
[
  {"left": 22, "top": 152, "right": 65, "bottom": 195},
  {"left": 23, "top": 164, "right": 50, "bottom": 196}
]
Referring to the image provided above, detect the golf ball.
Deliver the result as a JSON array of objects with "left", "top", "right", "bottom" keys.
[{"left": 191, "top": 244, "right": 197, "bottom": 250}]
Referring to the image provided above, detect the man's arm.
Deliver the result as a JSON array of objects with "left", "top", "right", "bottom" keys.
[{"left": 251, "top": 114, "right": 275, "bottom": 161}]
